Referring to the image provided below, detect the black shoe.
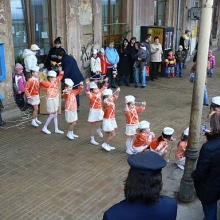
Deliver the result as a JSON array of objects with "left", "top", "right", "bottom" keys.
[
  {"left": 126, "top": 84, "right": 130, "bottom": 87},
  {"left": 179, "top": 75, "right": 182, "bottom": 77},
  {"left": 155, "top": 77, "right": 158, "bottom": 80},
  {"left": 111, "top": 85, "right": 116, "bottom": 88},
  {"left": 204, "top": 104, "right": 209, "bottom": 106},
  {"left": 134, "top": 85, "right": 138, "bottom": 88},
  {"left": 141, "top": 86, "right": 145, "bottom": 88}
]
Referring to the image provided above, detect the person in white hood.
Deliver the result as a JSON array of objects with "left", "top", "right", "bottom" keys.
[{"left": 22, "top": 44, "right": 40, "bottom": 80}]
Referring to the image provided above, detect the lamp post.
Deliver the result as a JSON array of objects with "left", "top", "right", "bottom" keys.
[{"left": 178, "top": 0, "right": 214, "bottom": 202}]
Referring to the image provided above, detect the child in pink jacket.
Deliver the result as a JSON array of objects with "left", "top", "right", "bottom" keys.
[{"left": 207, "top": 50, "right": 215, "bottom": 77}]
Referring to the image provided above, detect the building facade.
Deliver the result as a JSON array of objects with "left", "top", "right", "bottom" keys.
[{"left": 0, "top": 0, "right": 219, "bottom": 119}]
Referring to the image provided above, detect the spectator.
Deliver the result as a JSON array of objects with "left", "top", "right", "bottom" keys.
[
  {"left": 56, "top": 49, "right": 84, "bottom": 110},
  {"left": 175, "top": 45, "right": 186, "bottom": 77},
  {"left": 192, "top": 112, "right": 220, "bottom": 220},
  {"left": 128, "top": 37, "right": 137, "bottom": 83},
  {"left": 207, "top": 50, "right": 215, "bottom": 77},
  {"left": 141, "top": 34, "right": 151, "bottom": 69},
  {"left": 103, "top": 151, "right": 178, "bottom": 220}
]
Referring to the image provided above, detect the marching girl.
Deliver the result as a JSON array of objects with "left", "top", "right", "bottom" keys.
[
  {"left": 124, "top": 95, "right": 146, "bottom": 155},
  {"left": 101, "top": 87, "right": 120, "bottom": 151},
  {"left": 25, "top": 66, "right": 41, "bottom": 127},
  {"left": 62, "top": 78, "right": 84, "bottom": 140},
  {"left": 150, "top": 127, "right": 175, "bottom": 157},
  {"left": 132, "top": 120, "right": 155, "bottom": 154},
  {"left": 40, "top": 69, "right": 64, "bottom": 135},
  {"left": 175, "top": 128, "right": 188, "bottom": 170},
  {"left": 85, "top": 77, "right": 108, "bottom": 145},
  {"left": 208, "top": 96, "right": 220, "bottom": 118}
]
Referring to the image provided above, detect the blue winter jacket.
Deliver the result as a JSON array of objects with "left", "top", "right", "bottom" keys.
[{"left": 105, "top": 47, "right": 119, "bottom": 68}]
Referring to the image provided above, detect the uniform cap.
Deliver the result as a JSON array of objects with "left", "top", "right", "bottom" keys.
[
  {"left": 30, "top": 44, "right": 40, "bottom": 51},
  {"left": 212, "top": 96, "right": 220, "bottom": 106},
  {"left": 47, "top": 70, "right": 57, "bottom": 77},
  {"left": 100, "top": 48, "right": 105, "bottom": 54},
  {"left": 127, "top": 151, "right": 167, "bottom": 174},
  {"left": 139, "top": 120, "right": 150, "bottom": 129},
  {"left": 102, "top": 89, "right": 112, "bottom": 96},
  {"left": 89, "top": 82, "right": 98, "bottom": 89},
  {"left": 31, "top": 66, "right": 40, "bottom": 72},
  {"left": 93, "top": 49, "right": 98, "bottom": 55},
  {"left": 15, "top": 63, "right": 23, "bottom": 72},
  {"left": 125, "top": 95, "right": 135, "bottom": 103},
  {"left": 163, "top": 127, "right": 174, "bottom": 135},
  {"left": 183, "top": 127, "right": 189, "bottom": 136},
  {"left": 65, "top": 78, "right": 74, "bottom": 86}
]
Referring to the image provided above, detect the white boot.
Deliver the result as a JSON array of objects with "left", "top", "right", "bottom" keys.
[
  {"left": 31, "top": 119, "right": 39, "bottom": 127},
  {"left": 35, "top": 118, "right": 42, "bottom": 125},
  {"left": 96, "top": 128, "right": 103, "bottom": 138},
  {"left": 67, "top": 131, "right": 74, "bottom": 140},
  {"left": 101, "top": 143, "right": 111, "bottom": 151},
  {"left": 71, "top": 131, "right": 79, "bottom": 138},
  {"left": 42, "top": 127, "right": 51, "bottom": 134},
  {"left": 90, "top": 136, "right": 99, "bottom": 145},
  {"left": 55, "top": 129, "right": 64, "bottom": 134},
  {"left": 108, "top": 144, "right": 115, "bottom": 150}
]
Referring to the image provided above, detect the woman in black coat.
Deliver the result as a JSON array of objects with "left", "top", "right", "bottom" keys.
[{"left": 192, "top": 112, "right": 220, "bottom": 220}]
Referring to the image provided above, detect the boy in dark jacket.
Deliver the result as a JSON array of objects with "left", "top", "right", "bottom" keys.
[{"left": 175, "top": 45, "right": 186, "bottom": 77}]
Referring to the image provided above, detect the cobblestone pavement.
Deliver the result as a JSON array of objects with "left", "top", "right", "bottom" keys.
[{"left": 0, "top": 50, "right": 220, "bottom": 220}]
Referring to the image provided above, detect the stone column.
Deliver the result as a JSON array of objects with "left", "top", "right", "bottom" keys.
[{"left": 93, "top": 0, "right": 102, "bottom": 45}]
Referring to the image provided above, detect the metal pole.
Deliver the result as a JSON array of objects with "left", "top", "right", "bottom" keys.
[
  {"left": 178, "top": 0, "right": 214, "bottom": 202},
  {"left": 176, "top": 0, "right": 181, "bottom": 51}
]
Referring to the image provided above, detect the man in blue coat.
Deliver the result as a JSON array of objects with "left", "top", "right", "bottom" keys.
[
  {"left": 56, "top": 49, "right": 84, "bottom": 110},
  {"left": 103, "top": 151, "right": 177, "bottom": 220}
]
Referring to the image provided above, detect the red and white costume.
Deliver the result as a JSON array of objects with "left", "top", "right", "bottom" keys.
[
  {"left": 25, "top": 77, "right": 40, "bottom": 106},
  {"left": 62, "top": 86, "right": 83, "bottom": 123},
  {"left": 150, "top": 135, "right": 168, "bottom": 156},
  {"left": 175, "top": 141, "right": 187, "bottom": 166}
]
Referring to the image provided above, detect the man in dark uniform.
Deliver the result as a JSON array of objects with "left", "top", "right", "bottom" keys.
[{"left": 103, "top": 151, "right": 177, "bottom": 220}]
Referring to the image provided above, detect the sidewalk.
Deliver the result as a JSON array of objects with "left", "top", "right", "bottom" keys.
[{"left": 0, "top": 50, "right": 220, "bottom": 220}]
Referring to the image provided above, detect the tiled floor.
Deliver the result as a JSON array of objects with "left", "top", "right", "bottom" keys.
[{"left": 0, "top": 50, "right": 219, "bottom": 220}]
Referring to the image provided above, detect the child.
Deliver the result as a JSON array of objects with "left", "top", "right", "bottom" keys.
[
  {"left": 134, "top": 43, "right": 147, "bottom": 74},
  {"left": 124, "top": 95, "right": 146, "bottom": 155},
  {"left": 101, "top": 87, "right": 120, "bottom": 151},
  {"left": 208, "top": 96, "right": 220, "bottom": 118},
  {"left": 175, "top": 45, "right": 186, "bottom": 77},
  {"left": 90, "top": 49, "right": 101, "bottom": 80},
  {"left": 0, "top": 95, "right": 6, "bottom": 126},
  {"left": 62, "top": 78, "right": 84, "bottom": 140},
  {"left": 207, "top": 50, "right": 215, "bottom": 77},
  {"left": 12, "top": 63, "right": 27, "bottom": 111},
  {"left": 150, "top": 127, "right": 175, "bottom": 157},
  {"left": 25, "top": 66, "right": 41, "bottom": 127},
  {"left": 85, "top": 78, "right": 108, "bottom": 145},
  {"left": 132, "top": 120, "right": 155, "bottom": 154},
  {"left": 175, "top": 127, "right": 188, "bottom": 170},
  {"left": 165, "top": 50, "right": 176, "bottom": 78},
  {"left": 40, "top": 70, "right": 64, "bottom": 134},
  {"left": 98, "top": 48, "right": 107, "bottom": 76}
]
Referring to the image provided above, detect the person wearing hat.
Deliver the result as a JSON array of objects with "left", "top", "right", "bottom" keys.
[
  {"left": 179, "top": 29, "right": 191, "bottom": 68},
  {"left": 12, "top": 63, "right": 27, "bottom": 111},
  {"left": 40, "top": 70, "right": 64, "bottom": 135},
  {"left": 124, "top": 95, "right": 146, "bottom": 155},
  {"left": 150, "top": 36, "right": 163, "bottom": 81},
  {"left": 85, "top": 78, "right": 108, "bottom": 146},
  {"left": 208, "top": 96, "right": 220, "bottom": 118},
  {"left": 56, "top": 48, "right": 84, "bottom": 111},
  {"left": 101, "top": 87, "right": 120, "bottom": 151},
  {"left": 175, "top": 127, "right": 189, "bottom": 170},
  {"left": 103, "top": 151, "right": 178, "bottom": 220},
  {"left": 131, "top": 120, "right": 155, "bottom": 154},
  {"left": 25, "top": 66, "right": 41, "bottom": 127},
  {"left": 165, "top": 50, "right": 176, "bottom": 78},
  {"left": 22, "top": 44, "right": 40, "bottom": 80},
  {"left": 62, "top": 78, "right": 84, "bottom": 140},
  {"left": 90, "top": 49, "right": 101, "bottom": 81},
  {"left": 0, "top": 95, "right": 6, "bottom": 126},
  {"left": 175, "top": 45, "right": 186, "bottom": 78},
  {"left": 192, "top": 112, "right": 220, "bottom": 220},
  {"left": 44, "top": 37, "right": 66, "bottom": 70},
  {"left": 98, "top": 48, "right": 107, "bottom": 79},
  {"left": 150, "top": 127, "right": 175, "bottom": 157}
]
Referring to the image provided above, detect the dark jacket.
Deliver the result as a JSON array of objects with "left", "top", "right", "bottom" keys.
[
  {"left": 61, "top": 54, "right": 84, "bottom": 84},
  {"left": 118, "top": 45, "right": 132, "bottom": 75},
  {"left": 141, "top": 41, "right": 150, "bottom": 66},
  {"left": 175, "top": 50, "right": 186, "bottom": 63},
  {"left": 192, "top": 133, "right": 220, "bottom": 204},
  {"left": 103, "top": 196, "right": 177, "bottom": 220}
]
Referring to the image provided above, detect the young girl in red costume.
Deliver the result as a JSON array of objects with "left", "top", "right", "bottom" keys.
[
  {"left": 101, "top": 87, "right": 120, "bottom": 151},
  {"left": 132, "top": 120, "right": 155, "bottom": 154},
  {"left": 85, "top": 77, "right": 108, "bottom": 145},
  {"left": 25, "top": 66, "right": 41, "bottom": 127},
  {"left": 62, "top": 78, "right": 84, "bottom": 140},
  {"left": 124, "top": 95, "right": 146, "bottom": 155},
  {"left": 40, "top": 69, "right": 64, "bottom": 135}
]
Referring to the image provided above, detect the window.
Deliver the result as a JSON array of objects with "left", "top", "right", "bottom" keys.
[
  {"left": 10, "top": 0, "right": 51, "bottom": 62},
  {"left": 102, "top": 0, "right": 126, "bottom": 47},
  {"left": 154, "top": 0, "right": 166, "bottom": 26}
]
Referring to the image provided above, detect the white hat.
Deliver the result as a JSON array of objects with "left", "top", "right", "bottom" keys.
[
  {"left": 47, "top": 70, "right": 57, "bottom": 77},
  {"left": 163, "top": 127, "right": 174, "bottom": 135},
  {"left": 139, "top": 120, "right": 150, "bottom": 129},
  {"left": 184, "top": 127, "right": 189, "bottom": 136},
  {"left": 102, "top": 89, "right": 112, "bottom": 96},
  {"left": 212, "top": 96, "right": 220, "bottom": 105},
  {"left": 30, "top": 44, "right": 40, "bottom": 51},
  {"left": 100, "top": 48, "right": 105, "bottom": 54},
  {"left": 65, "top": 78, "right": 74, "bottom": 86},
  {"left": 93, "top": 49, "right": 98, "bottom": 55},
  {"left": 125, "top": 95, "right": 135, "bottom": 103},
  {"left": 89, "top": 82, "right": 98, "bottom": 89},
  {"left": 31, "top": 66, "right": 40, "bottom": 72}
]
